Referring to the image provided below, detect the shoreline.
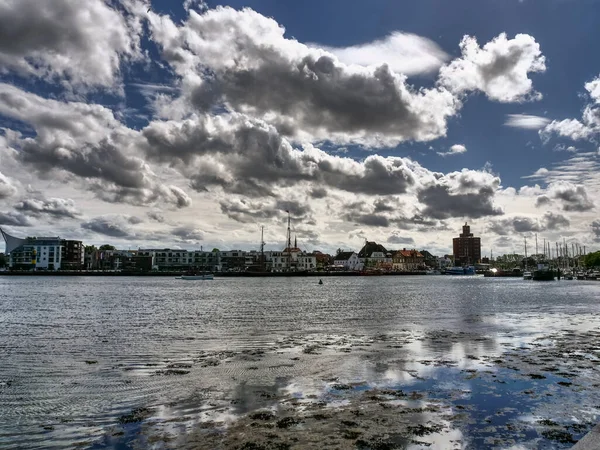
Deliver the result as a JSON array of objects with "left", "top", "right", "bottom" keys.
[{"left": 0, "top": 270, "right": 429, "bottom": 277}]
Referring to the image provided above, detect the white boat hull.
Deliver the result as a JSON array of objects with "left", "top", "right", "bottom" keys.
[{"left": 177, "top": 274, "right": 214, "bottom": 280}]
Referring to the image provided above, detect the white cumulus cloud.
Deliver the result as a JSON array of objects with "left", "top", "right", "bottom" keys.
[
  {"left": 315, "top": 32, "right": 449, "bottom": 76},
  {"left": 439, "top": 33, "right": 546, "bottom": 102}
]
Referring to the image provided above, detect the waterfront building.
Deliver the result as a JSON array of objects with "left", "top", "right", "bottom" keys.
[
  {"left": 392, "top": 249, "right": 424, "bottom": 272},
  {"left": 86, "top": 249, "right": 152, "bottom": 272},
  {"left": 358, "top": 241, "right": 391, "bottom": 269},
  {"left": 220, "top": 250, "right": 246, "bottom": 272},
  {"left": 333, "top": 251, "right": 362, "bottom": 271},
  {"left": 312, "top": 251, "right": 333, "bottom": 269},
  {"left": 419, "top": 250, "right": 438, "bottom": 268},
  {"left": 137, "top": 249, "right": 222, "bottom": 272},
  {"left": 452, "top": 222, "right": 481, "bottom": 266},
  {"left": 277, "top": 237, "right": 316, "bottom": 272},
  {"left": 0, "top": 228, "right": 84, "bottom": 270},
  {"left": 438, "top": 255, "right": 454, "bottom": 270}
]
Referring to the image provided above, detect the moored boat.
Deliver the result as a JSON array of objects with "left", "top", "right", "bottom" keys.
[
  {"left": 532, "top": 264, "right": 555, "bottom": 281},
  {"left": 177, "top": 274, "right": 214, "bottom": 280},
  {"left": 444, "top": 266, "right": 475, "bottom": 275},
  {"left": 523, "top": 271, "right": 532, "bottom": 280}
]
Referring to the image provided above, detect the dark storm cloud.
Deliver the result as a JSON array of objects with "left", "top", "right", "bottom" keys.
[
  {"left": 495, "top": 236, "right": 513, "bottom": 248},
  {"left": 147, "top": 211, "right": 166, "bottom": 223},
  {"left": 81, "top": 216, "right": 134, "bottom": 238},
  {"left": 488, "top": 217, "right": 542, "bottom": 235},
  {"left": 219, "top": 197, "right": 313, "bottom": 224},
  {"left": 0, "top": 211, "right": 33, "bottom": 227},
  {"left": 373, "top": 199, "right": 396, "bottom": 213},
  {"left": 488, "top": 212, "right": 570, "bottom": 235},
  {"left": 200, "top": 58, "right": 454, "bottom": 142},
  {"left": 535, "top": 195, "right": 550, "bottom": 207},
  {"left": 309, "top": 187, "right": 328, "bottom": 199},
  {"left": 172, "top": 226, "right": 204, "bottom": 242},
  {"left": 417, "top": 185, "right": 503, "bottom": 220},
  {"left": 149, "top": 6, "right": 462, "bottom": 146},
  {"left": 386, "top": 234, "right": 415, "bottom": 245},
  {"left": 0, "top": 0, "right": 140, "bottom": 88},
  {"left": 536, "top": 183, "right": 595, "bottom": 212},
  {"left": 20, "top": 139, "right": 148, "bottom": 189},
  {"left": 142, "top": 115, "right": 419, "bottom": 197},
  {"left": 0, "top": 85, "right": 192, "bottom": 209},
  {"left": 14, "top": 197, "right": 80, "bottom": 219},
  {"left": 344, "top": 214, "right": 390, "bottom": 227},
  {"left": 543, "top": 212, "right": 570, "bottom": 230},
  {"left": 592, "top": 221, "right": 600, "bottom": 242},
  {"left": 394, "top": 214, "right": 441, "bottom": 230}
]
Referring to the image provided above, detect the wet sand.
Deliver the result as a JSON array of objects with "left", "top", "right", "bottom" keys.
[{"left": 90, "top": 317, "right": 600, "bottom": 449}]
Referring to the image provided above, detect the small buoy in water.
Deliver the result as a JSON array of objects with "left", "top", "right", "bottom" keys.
[{"left": 318, "top": 279, "right": 323, "bottom": 285}]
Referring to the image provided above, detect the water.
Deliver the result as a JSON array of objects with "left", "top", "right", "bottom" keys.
[{"left": 1, "top": 276, "right": 599, "bottom": 449}]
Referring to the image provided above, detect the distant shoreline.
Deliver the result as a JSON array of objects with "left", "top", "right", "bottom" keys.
[{"left": 0, "top": 270, "right": 428, "bottom": 277}]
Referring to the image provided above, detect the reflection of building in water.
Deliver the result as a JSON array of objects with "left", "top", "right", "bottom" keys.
[{"left": 452, "top": 222, "right": 481, "bottom": 266}]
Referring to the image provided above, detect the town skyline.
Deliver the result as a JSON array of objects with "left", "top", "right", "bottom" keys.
[{"left": 1, "top": 1, "right": 600, "bottom": 259}]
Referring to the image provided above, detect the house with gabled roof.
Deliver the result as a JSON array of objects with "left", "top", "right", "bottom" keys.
[
  {"left": 333, "top": 251, "right": 362, "bottom": 271},
  {"left": 392, "top": 248, "right": 425, "bottom": 272}
]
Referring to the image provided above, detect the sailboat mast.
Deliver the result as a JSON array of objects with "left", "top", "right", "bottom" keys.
[
  {"left": 524, "top": 236, "right": 528, "bottom": 270},
  {"left": 287, "top": 211, "right": 292, "bottom": 272},
  {"left": 260, "top": 226, "right": 265, "bottom": 271},
  {"left": 535, "top": 234, "right": 538, "bottom": 261}
]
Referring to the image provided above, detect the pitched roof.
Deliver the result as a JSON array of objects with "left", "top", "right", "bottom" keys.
[
  {"left": 357, "top": 241, "right": 387, "bottom": 257},
  {"left": 335, "top": 251, "right": 355, "bottom": 261},
  {"left": 396, "top": 249, "right": 423, "bottom": 258},
  {"left": 420, "top": 250, "right": 436, "bottom": 259}
]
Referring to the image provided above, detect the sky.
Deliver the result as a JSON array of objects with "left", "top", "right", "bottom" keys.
[{"left": 0, "top": 0, "right": 599, "bottom": 256}]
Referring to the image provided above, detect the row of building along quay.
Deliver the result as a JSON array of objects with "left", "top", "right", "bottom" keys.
[{"left": 1, "top": 223, "right": 487, "bottom": 274}]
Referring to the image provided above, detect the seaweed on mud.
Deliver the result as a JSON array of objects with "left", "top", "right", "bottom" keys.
[
  {"left": 406, "top": 423, "right": 445, "bottom": 437},
  {"left": 557, "top": 381, "right": 572, "bottom": 387},
  {"left": 331, "top": 383, "right": 352, "bottom": 390},
  {"left": 118, "top": 407, "right": 152, "bottom": 424},
  {"left": 341, "top": 420, "right": 359, "bottom": 427},
  {"left": 249, "top": 411, "right": 275, "bottom": 421},
  {"left": 343, "top": 429, "right": 363, "bottom": 439},
  {"left": 538, "top": 419, "right": 559, "bottom": 426},
  {"left": 154, "top": 369, "right": 190, "bottom": 376},
  {"left": 276, "top": 417, "right": 301, "bottom": 428},
  {"left": 527, "top": 373, "right": 546, "bottom": 379},
  {"left": 541, "top": 429, "right": 576, "bottom": 444},
  {"left": 302, "top": 345, "right": 321, "bottom": 354},
  {"left": 84, "top": 360, "right": 97, "bottom": 365},
  {"left": 236, "top": 442, "right": 290, "bottom": 450},
  {"left": 166, "top": 363, "right": 192, "bottom": 369},
  {"left": 356, "top": 436, "right": 407, "bottom": 450}
]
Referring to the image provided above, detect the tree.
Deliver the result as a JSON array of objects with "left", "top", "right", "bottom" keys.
[
  {"left": 211, "top": 248, "right": 220, "bottom": 253},
  {"left": 99, "top": 244, "right": 116, "bottom": 251},
  {"left": 584, "top": 251, "right": 600, "bottom": 268},
  {"left": 85, "top": 245, "right": 97, "bottom": 254},
  {"left": 0, "top": 253, "right": 6, "bottom": 268}
]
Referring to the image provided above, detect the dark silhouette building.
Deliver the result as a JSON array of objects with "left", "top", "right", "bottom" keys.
[{"left": 453, "top": 223, "right": 481, "bottom": 266}]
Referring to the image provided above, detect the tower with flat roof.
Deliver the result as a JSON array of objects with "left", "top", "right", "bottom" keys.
[{"left": 452, "top": 222, "right": 481, "bottom": 266}]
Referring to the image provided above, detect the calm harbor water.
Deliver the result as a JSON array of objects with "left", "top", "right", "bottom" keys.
[{"left": 1, "top": 276, "right": 600, "bottom": 449}]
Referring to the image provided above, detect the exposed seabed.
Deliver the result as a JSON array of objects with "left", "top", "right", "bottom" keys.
[{"left": 79, "top": 314, "right": 600, "bottom": 450}]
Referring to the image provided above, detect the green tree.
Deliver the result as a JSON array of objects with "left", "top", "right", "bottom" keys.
[
  {"left": 84, "top": 245, "right": 97, "bottom": 254},
  {"left": 211, "top": 248, "right": 220, "bottom": 253},
  {"left": 584, "top": 251, "right": 600, "bottom": 268},
  {"left": 99, "top": 244, "right": 116, "bottom": 251}
]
